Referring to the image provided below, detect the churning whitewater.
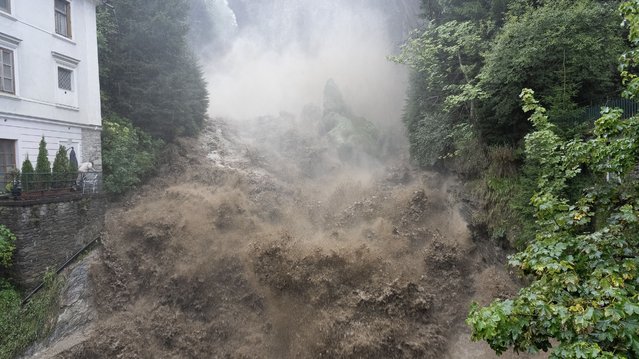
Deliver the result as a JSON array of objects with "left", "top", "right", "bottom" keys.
[{"left": 22, "top": 1, "right": 545, "bottom": 358}]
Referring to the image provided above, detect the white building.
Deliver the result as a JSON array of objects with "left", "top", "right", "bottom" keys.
[{"left": 0, "top": 0, "right": 102, "bottom": 185}]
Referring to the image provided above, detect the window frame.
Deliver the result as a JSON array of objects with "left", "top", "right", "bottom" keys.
[
  {"left": 0, "top": 139, "right": 17, "bottom": 186},
  {"left": 54, "top": 0, "right": 72, "bottom": 39},
  {"left": 52, "top": 51, "right": 79, "bottom": 108},
  {"left": 57, "top": 66, "right": 73, "bottom": 91},
  {"left": 0, "top": 0, "right": 11, "bottom": 14},
  {"left": 0, "top": 47, "right": 15, "bottom": 95}
]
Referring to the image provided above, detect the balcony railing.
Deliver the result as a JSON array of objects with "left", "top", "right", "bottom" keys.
[{"left": 0, "top": 171, "right": 103, "bottom": 201}]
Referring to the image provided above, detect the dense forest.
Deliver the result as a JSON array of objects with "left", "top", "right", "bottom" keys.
[{"left": 396, "top": 0, "right": 639, "bottom": 357}]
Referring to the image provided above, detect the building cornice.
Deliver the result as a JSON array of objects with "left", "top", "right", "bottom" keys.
[
  {"left": 51, "top": 51, "right": 81, "bottom": 66},
  {"left": 0, "top": 32, "right": 22, "bottom": 46},
  {"left": 0, "top": 111, "right": 102, "bottom": 131}
]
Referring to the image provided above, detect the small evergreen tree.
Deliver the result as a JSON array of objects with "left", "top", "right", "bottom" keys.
[
  {"left": 51, "top": 145, "right": 70, "bottom": 188},
  {"left": 21, "top": 156, "right": 34, "bottom": 192},
  {"left": 35, "top": 137, "right": 51, "bottom": 190}
]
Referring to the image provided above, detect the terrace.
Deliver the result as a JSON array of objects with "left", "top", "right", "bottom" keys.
[{"left": 0, "top": 171, "right": 102, "bottom": 204}]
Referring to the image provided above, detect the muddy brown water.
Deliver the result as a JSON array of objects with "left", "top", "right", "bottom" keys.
[{"left": 38, "top": 119, "right": 546, "bottom": 358}]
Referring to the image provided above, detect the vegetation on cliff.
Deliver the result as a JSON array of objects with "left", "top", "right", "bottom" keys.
[
  {"left": 0, "top": 226, "right": 62, "bottom": 359},
  {"left": 399, "top": 0, "right": 639, "bottom": 356},
  {"left": 97, "top": 0, "right": 209, "bottom": 194}
]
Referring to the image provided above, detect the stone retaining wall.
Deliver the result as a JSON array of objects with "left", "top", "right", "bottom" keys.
[{"left": 0, "top": 196, "right": 106, "bottom": 290}]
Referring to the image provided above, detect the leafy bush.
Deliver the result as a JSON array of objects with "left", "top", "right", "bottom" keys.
[
  {"left": 478, "top": 0, "right": 624, "bottom": 143},
  {"left": 2, "top": 169, "right": 19, "bottom": 194},
  {"left": 467, "top": 88, "right": 639, "bottom": 358},
  {"left": 102, "top": 115, "right": 162, "bottom": 195},
  {"left": 407, "top": 113, "right": 452, "bottom": 168},
  {"left": 0, "top": 274, "right": 62, "bottom": 359},
  {"left": 0, "top": 227, "right": 63, "bottom": 359},
  {"left": 0, "top": 225, "right": 15, "bottom": 269},
  {"left": 446, "top": 123, "right": 488, "bottom": 178},
  {"left": 392, "top": 20, "right": 490, "bottom": 167},
  {"left": 470, "top": 169, "right": 536, "bottom": 247}
]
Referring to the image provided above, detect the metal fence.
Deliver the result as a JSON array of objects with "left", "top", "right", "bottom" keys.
[
  {"left": 0, "top": 171, "right": 103, "bottom": 200},
  {"left": 584, "top": 98, "right": 639, "bottom": 121}
]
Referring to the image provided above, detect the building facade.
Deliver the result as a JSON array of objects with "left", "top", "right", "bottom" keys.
[{"left": 0, "top": 0, "right": 102, "bottom": 186}]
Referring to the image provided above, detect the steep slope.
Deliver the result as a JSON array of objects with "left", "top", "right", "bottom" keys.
[{"left": 43, "top": 117, "right": 545, "bottom": 358}]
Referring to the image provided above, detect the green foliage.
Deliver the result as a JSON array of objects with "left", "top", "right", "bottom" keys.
[
  {"left": 392, "top": 19, "right": 491, "bottom": 167},
  {"left": 397, "top": 2, "right": 639, "bottom": 355},
  {"left": 407, "top": 113, "right": 452, "bottom": 167},
  {"left": 35, "top": 137, "right": 51, "bottom": 190},
  {"left": 3, "top": 169, "right": 19, "bottom": 194},
  {"left": 465, "top": 4, "right": 639, "bottom": 354},
  {"left": 97, "top": 0, "right": 209, "bottom": 141},
  {"left": 398, "top": 0, "right": 627, "bottom": 253},
  {"left": 478, "top": 0, "right": 624, "bottom": 143},
  {"left": 0, "top": 225, "right": 15, "bottom": 269},
  {"left": 420, "top": 0, "right": 511, "bottom": 24},
  {"left": 20, "top": 157, "right": 34, "bottom": 193},
  {"left": 402, "top": 0, "right": 625, "bottom": 169},
  {"left": 95, "top": 5, "right": 116, "bottom": 85},
  {"left": 467, "top": 86, "right": 639, "bottom": 357},
  {"left": 0, "top": 275, "right": 63, "bottom": 359},
  {"left": 51, "top": 146, "right": 71, "bottom": 189},
  {"left": 621, "top": 1, "right": 639, "bottom": 99},
  {"left": 97, "top": 0, "right": 209, "bottom": 193},
  {"left": 102, "top": 115, "right": 161, "bottom": 195},
  {"left": 393, "top": 20, "right": 490, "bottom": 117},
  {"left": 445, "top": 124, "right": 489, "bottom": 177}
]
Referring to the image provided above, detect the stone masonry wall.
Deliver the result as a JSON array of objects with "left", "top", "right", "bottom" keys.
[
  {"left": 0, "top": 196, "right": 106, "bottom": 290},
  {"left": 81, "top": 128, "right": 102, "bottom": 171}
]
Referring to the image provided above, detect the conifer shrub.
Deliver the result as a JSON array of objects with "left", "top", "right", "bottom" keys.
[
  {"left": 34, "top": 137, "right": 51, "bottom": 190},
  {"left": 51, "top": 145, "right": 70, "bottom": 189},
  {"left": 20, "top": 157, "right": 34, "bottom": 193}
]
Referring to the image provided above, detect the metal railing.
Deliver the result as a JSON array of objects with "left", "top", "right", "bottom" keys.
[
  {"left": 22, "top": 235, "right": 101, "bottom": 305},
  {"left": 584, "top": 98, "right": 639, "bottom": 121},
  {"left": 0, "top": 171, "right": 103, "bottom": 200}
]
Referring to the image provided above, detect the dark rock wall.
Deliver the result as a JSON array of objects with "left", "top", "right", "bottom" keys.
[{"left": 0, "top": 197, "right": 106, "bottom": 290}]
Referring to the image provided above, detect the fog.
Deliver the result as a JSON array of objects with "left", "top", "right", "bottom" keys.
[{"left": 196, "top": 0, "right": 421, "bottom": 132}]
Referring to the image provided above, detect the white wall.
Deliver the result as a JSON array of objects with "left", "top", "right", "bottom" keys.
[
  {"left": 1, "top": 115, "right": 83, "bottom": 168},
  {"left": 0, "top": 0, "right": 102, "bottom": 127},
  {"left": 0, "top": 0, "right": 102, "bottom": 173}
]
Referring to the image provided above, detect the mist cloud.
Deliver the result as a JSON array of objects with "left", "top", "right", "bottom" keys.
[{"left": 202, "top": 0, "right": 419, "bottom": 131}]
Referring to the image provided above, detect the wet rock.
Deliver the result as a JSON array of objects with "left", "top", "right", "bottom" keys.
[{"left": 21, "top": 253, "right": 96, "bottom": 358}]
